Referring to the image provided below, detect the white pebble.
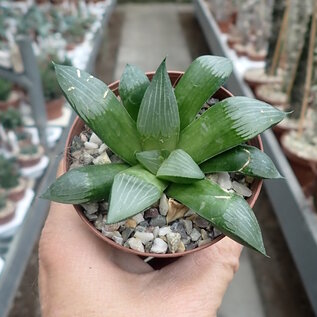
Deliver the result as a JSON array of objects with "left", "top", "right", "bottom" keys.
[
  {"left": 134, "top": 231, "right": 154, "bottom": 244},
  {"left": 184, "top": 209, "right": 195, "bottom": 217},
  {"left": 84, "top": 141, "right": 98, "bottom": 150},
  {"left": 89, "top": 133, "right": 102, "bottom": 145},
  {"left": 81, "top": 202, "right": 98, "bottom": 214},
  {"left": 93, "top": 152, "right": 111, "bottom": 165},
  {"left": 159, "top": 226, "right": 172, "bottom": 236},
  {"left": 80, "top": 133, "right": 88, "bottom": 142},
  {"left": 98, "top": 143, "right": 108, "bottom": 154},
  {"left": 198, "top": 238, "right": 212, "bottom": 247},
  {"left": 217, "top": 172, "right": 232, "bottom": 190},
  {"left": 153, "top": 226, "right": 160, "bottom": 238},
  {"left": 150, "top": 238, "right": 168, "bottom": 254},
  {"left": 232, "top": 181, "right": 252, "bottom": 197},
  {"left": 132, "top": 213, "right": 145, "bottom": 224},
  {"left": 128, "top": 238, "right": 144, "bottom": 252},
  {"left": 159, "top": 193, "right": 169, "bottom": 216},
  {"left": 190, "top": 228, "right": 201, "bottom": 242},
  {"left": 206, "top": 173, "right": 219, "bottom": 183},
  {"left": 166, "top": 232, "right": 181, "bottom": 253}
]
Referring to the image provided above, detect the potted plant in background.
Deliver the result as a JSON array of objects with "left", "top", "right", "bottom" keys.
[
  {"left": 42, "top": 55, "right": 285, "bottom": 257},
  {"left": 0, "top": 192, "right": 16, "bottom": 226},
  {"left": 0, "top": 78, "right": 20, "bottom": 111},
  {"left": 18, "top": 143, "right": 44, "bottom": 168},
  {"left": 39, "top": 56, "right": 72, "bottom": 120},
  {"left": 0, "top": 155, "right": 26, "bottom": 202}
]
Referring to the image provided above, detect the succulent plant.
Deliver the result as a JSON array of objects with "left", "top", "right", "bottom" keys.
[
  {"left": 0, "top": 155, "right": 20, "bottom": 189},
  {"left": 0, "top": 78, "right": 12, "bottom": 102},
  {"left": 0, "top": 108, "right": 23, "bottom": 130},
  {"left": 0, "top": 194, "right": 6, "bottom": 210},
  {"left": 20, "top": 144, "right": 39, "bottom": 155},
  {"left": 42, "top": 56, "right": 286, "bottom": 255}
]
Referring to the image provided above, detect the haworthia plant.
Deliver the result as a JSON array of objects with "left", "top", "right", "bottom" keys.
[{"left": 42, "top": 56, "right": 287, "bottom": 255}]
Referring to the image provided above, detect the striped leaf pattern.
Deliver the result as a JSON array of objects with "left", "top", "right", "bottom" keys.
[
  {"left": 167, "top": 179, "right": 266, "bottom": 255},
  {"left": 157, "top": 149, "right": 205, "bottom": 183},
  {"left": 119, "top": 64, "right": 150, "bottom": 121},
  {"left": 136, "top": 150, "right": 169, "bottom": 174},
  {"left": 175, "top": 55, "right": 233, "bottom": 130},
  {"left": 55, "top": 64, "right": 142, "bottom": 165},
  {"left": 137, "top": 59, "right": 180, "bottom": 151},
  {"left": 107, "top": 166, "right": 167, "bottom": 223},
  {"left": 178, "top": 97, "right": 286, "bottom": 164},
  {"left": 200, "top": 145, "right": 282, "bottom": 178}
]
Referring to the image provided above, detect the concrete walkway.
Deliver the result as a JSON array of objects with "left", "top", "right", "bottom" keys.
[{"left": 114, "top": 4, "right": 265, "bottom": 316}]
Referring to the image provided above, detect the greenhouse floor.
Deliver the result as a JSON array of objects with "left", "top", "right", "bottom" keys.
[{"left": 9, "top": 3, "right": 314, "bottom": 316}]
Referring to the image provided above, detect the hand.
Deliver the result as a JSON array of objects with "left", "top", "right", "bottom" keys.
[{"left": 39, "top": 163, "right": 242, "bottom": 317}]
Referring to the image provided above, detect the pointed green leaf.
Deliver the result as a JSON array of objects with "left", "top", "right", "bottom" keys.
[
  {"left": 167, "top": 179, "right": 266, "bottom": 255},
  {"left": 136, "top": 150, "right": 169, "bottom": 174},
  {"left": 41, "top": 164, "right": 129, "bottom": 204},
  {"left": 157, "top": 149, "right": 205, "bottom": 183},
  {"left": 54, "top": 64, "right": 141, "bottom": 165},
  {"left": 137, "top": 58, "right": 180, "bottom": 151},
  {"left": 201, "top": 145, "right": 282, "bottom": 179},
  {"left": 107, "top": 166, "right": 167, "bottom": 224},
  {"left": 119, "top": 64, "right": 150, "bottom": 121},
  {"left": 178, "top": 97, "right": 286, "bottom": 164},
  {"left": 175, "top": 55, "right": 233, "bottom": 130}
]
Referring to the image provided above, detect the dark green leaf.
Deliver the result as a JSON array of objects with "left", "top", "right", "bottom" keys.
[
  {"left": 167, "top": 179, "right": 266, "bottom": 255},
  {"left": 136, "top": 150, "right": 169, "bottom": 174},
  {"left": 157, "top": 149, "right": 205, "bottom": 183},
  {"left": 54, "top": 64, "right": 141, "bottom": 165},
  {"left": 175, "top": 55, "right": 233, "bottom": 130},
  {"left": 201, "top": 145, "right": 282, "bottom": 178},
  {"left": 137, "top": 58, "right": 180, "bottom": 151},
  {"left": 119, "top": 64, "right": 150, "bottom": 121},
  {"left": 107, "top": 165, "right": 167, "bottom": 223},
  {"left": 178, "top": 97, "right": 286, "bottom": 164},
  {"left": 40, "top": 164, "right": 129, "bottom": 204}
]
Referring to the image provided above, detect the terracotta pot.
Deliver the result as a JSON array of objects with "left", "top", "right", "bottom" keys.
[
  {"left": 0, "top": 200, "right": 16, "bottom": 225},
  {"left": 0, "top": 94, "right": 20, "bottom": 111},
  {"left": 227, "top": 35, "right": 242, "bottom": 49},
  {"left": 233, "top": 43, "right": 248, "bottom": 57},
  {"left": 46, "top": 97, "right": 64, "bottom": 120},
  {"left": 254, "top": 84, "right": 288, "bottom": 107},
  {"left": 217, "top": 20, "right": 232, "bottom": 33},
  {"left": 63, "top": 71, "right": 263, "bottom": 258},
  {"left": 7, "top": 178, "right": 26, "bottom": 202},
  {"left": 247, "top": 50, "right": 266, "bottom": 62},
  {"left": 281, "top": 134, "right": 317, "bottom": 196},
  {"left": 18, "top": 145, "right": 44, "bottom": 168},
  {"left": 272, "top": 124, "right": 292, "bottom": 143}
]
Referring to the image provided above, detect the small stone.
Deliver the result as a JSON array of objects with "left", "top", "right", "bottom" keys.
[
  {"left": 177, "top": 240, "right": 186, "bottom": 253},
  {"left": 89, "top": 133, "right": 102, "bottom": 145},
  {"left": 125, "top": 219, "right": 137, "bottom": 228},
  {"left": 166, "top": 198, "right": 189, "bottom": 224},
  {"left": 171, "top": 222, "right": 187, "bottom": 239},
  {"left": 190, "top": 228, "right": 201, "bottom": 242},
  {"left": 122, "top": 228, "right": 134, "bottom": 241},
  {"left": 132, "top": 213, "right": 145, "bottom": 224},
  {"left": 134, "top": 231, "right": 154, "bottom": 244},
  {"left": 166, "top": 232, "right": 181, "bottom": 253},
  {"left": 144, "top": 208, "right": 159, "bottom": 219},
  {"left": 217, "top": 172, "right": 232, "bottom": 190},
  {"left": 110, "top": 155, "right": 123, "bottom": 163},
  {"left": 85, "top": 213, "right": 98, "bottom": 221},
  {"left": 84, "top": 141, "right": 98, "bottom": 150},
  {"left": 232, "top": 181, "right": 252, "bottom": 197},
  {"left": 145, "top": 241, "right": 153, "bottom": 252},
  {"left": 103, "top": 222, "right": 120, "bottom": 232},
  {"left": 153, "top": 226, "right": 160, "bottom": 238},
  {"left": 184, "top": 209, "right": 196, "bottom": 217},
  {"left": 80, "top": 133, "right": 88, "bottom": 142},
  {"left": 201, "top": 229, "right": 209, "bottom": 240},
  {"left": 245, "top": 176, "right": 254, "bottom": 184},
  {"left": 159, "top": 226, "right": 172, "bottom": 236},
  {"left": 80, "top": 152, "right": 93, "bottom": 165},
  {"left": 150, "top": 238, "right": 168, "bottom": 254},
  {"left": 111, "top": 231, "right": 123, "bottom": 245},
  {"left": 150, "top": 215, "right": 166, "bottom": 227},
  {"left": 69, "top": 162, "right": 81, "bottom": 170},
  {"left": 128, "top": 238, "right": 144, "bottom": 252},
  {"left": 214, "top": 228, "right": 222, "bottom": 237},
  {"left": 194, "top": 216, "right": 210, "bottom": 228},
  {"left": 159, "top": 193, "right": 169, "bottom": 216},
  {"left": 123, "top": 241, "right": 130, "bottom": 248},
  {"left": 182, "top": 235, "right": 191, "bottom": 245},
  {"left": 81, "top": 202, "right": 98, "bottom": 214},
  {"left": 206, "top": 173, "right": 219, "bottom": 183},
  {"left": 93, "top": 152, "right": 111, "bottom": 165},
  {"left": 186, "top": 242, "right": 198, "bottom": 250},
  {"left": 71, "top": 150, "right": 82, "bottom": 160},
  {"left": 198, "top": 238, "right": 212, "bottom": 247},
  {"left": 180, "top": 219, "right": 193, "bottom": 235},
  {"left": 98, "top": 143, "right": 108, "bottom": 154},
  {"left": 94, "top": 214, "right": 104, "bottom": 230},
  {"left": 99, "top": 201, "right": 109, "bottom": 212},
  {"left": 86, "top": 148, "right": 99, "bottom": 156},
  {"left": 135, "top": 225, "right": 146, "bottom": 232}
]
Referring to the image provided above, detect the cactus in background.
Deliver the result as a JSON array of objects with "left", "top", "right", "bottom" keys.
[{"left": 0, "top": 156, "right": 20, "bottom": 190}]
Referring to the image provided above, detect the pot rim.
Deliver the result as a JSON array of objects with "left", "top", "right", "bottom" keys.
[{"left": 62, "top": 71, "right": 263, "bottom": 258}]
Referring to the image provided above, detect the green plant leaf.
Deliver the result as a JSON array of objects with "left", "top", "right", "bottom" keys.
[
  {"left": 156, "top": 149, "right": 205, "bottom": 183},
  {"left": 137, "top": 58, "right": 180, "bottom": 151},
  {"left": 119, "top": 64, "right": 150, "bottom": 121},
  {"left": 178, "top": 97, "right": 286, "bottom": 164},
  {"left": 107, "top": 165, "right": 167, "bottom": 224},
  {"left": 200, "top": 145, "right": 282, "bottom": 179},
  {"left": 54, "top": 64, "right": 141, "bottom": 165},
  {"left": 41, "top": 164, "right": 128, "bottom": 204},
  {"left": 136, "top": 150, "right": 169, "bottom": 174},
  {"left": 175, "top": 55, "right": 233, "bottom": 130},
  {"left": 167, "top": 179, "right": 266, "bottom": 255}
]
